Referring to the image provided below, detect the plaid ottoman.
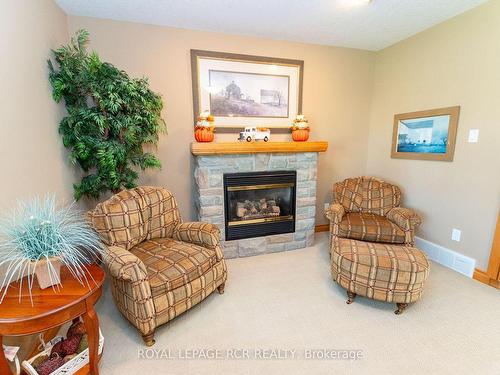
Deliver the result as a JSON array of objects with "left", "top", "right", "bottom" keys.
[{"left": 331, "top": 237, "right": 430, "bottom": 314}]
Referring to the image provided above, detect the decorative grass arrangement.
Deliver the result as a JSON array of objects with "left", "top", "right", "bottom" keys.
[{"left": 0, "top": 195, "right": 103, "bottom": 302}]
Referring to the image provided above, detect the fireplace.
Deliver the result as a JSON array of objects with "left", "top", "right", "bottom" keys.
[
  {"left": 223, "top": 171, "right": 297, "bottom": 241},
  {"left": 194, "top": 149, "right": 323, "bottom": 257}
]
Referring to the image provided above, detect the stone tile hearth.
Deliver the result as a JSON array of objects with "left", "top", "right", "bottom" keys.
[{"left": 193, "top": 152, "right": 319, "bottom": 258}]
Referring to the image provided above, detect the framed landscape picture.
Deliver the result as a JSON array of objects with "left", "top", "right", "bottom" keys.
[
  {"left": 391, "top": 106, "right": 460, "bottom": 161},
  {"left": 191, "top": 50, "right": 303, "bottom": 128}
]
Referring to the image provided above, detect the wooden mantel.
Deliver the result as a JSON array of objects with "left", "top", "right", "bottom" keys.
[{"left": 191, "top": 141, "right": 328, "bottom": 156}]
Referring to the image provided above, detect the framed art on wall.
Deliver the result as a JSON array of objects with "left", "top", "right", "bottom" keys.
[
  {"left": 191, "top": 50, "right": 304, "bottom": 129},
  {"left": 391, "top": 106, "right": 460, "bottom": 161}
]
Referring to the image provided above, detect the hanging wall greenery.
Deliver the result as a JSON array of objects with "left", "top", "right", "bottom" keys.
[{"left": 48, "top": 29, "right": 165, "bottom": 200}]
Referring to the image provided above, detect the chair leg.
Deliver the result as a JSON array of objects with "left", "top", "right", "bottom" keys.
[
  {"left": 346, "top": 291, "right": 356, "bottom": 304},
  {"left": 142, "top": 332, "right": 155, "bottom": 347},
  {"left": 394, "top": 303, "right": 408, "bottom": 315},
  {"left": 217, "top": 282, "right": 225, "bottom": 294}
]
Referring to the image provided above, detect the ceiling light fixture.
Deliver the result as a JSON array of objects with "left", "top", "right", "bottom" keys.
[{"left": 338, "top": 0, "right": 372, "bottom": 8}]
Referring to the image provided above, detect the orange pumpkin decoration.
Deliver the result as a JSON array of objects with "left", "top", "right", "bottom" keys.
[
  {"left": 292, "top": 128, "right": 310, "bottom": 142},
  {"left": 194, "top": 128, "right": 215, "bottom": 142}
]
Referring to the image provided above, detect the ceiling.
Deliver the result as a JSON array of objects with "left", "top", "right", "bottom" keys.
[{"left": 55, "top": 0, "right": 489, "bottom": 51}]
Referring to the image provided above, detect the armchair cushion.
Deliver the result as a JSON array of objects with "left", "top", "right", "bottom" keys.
[
  {"left": 140, "top": 186, "right": 181, "bottom": 240},
  {"left": 386, "top": 207, "right": 422, "bottom": 231},
  {"left": 154, "top": 260, "right": 227, "bottom": 325},
  {"left": 338, "top": 213, "right": 406, "bottom": 244},
  {"left": 172, "top": 222, "right": 221, "bottom": 250},
  {"left": 334, "top": 177, "right": 401, "bottom": 216},
  {"left": 129, "top": 238, "right": 218, "bottom": 294},
  {"left": 88, "top": 186, "right": 181, "bottom": 250},
  {"left": 89, "top": 190, "right": 147, "bottom": 250}
]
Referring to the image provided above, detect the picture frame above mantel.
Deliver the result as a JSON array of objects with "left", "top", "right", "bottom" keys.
[{"left": 191, "top": 49, "right": 304, "bottom": 129}]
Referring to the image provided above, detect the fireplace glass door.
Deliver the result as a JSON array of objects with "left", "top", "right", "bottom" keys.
[{"left": 224, "top": 171, "right": 296, "bottom": 240}]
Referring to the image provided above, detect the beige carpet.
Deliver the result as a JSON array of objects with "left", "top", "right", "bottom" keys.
[{"left": 95, "top": 233, "right": 500, "bottom": 374}]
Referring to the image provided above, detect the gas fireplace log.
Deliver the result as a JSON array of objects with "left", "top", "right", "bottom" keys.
[{"left": 235, "top": 199, "right": 281, "bottom": 218}]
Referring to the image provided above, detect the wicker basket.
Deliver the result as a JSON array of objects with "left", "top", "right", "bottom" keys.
[{"left": 21, "top": 330, "right": 104, "bottom": 375}]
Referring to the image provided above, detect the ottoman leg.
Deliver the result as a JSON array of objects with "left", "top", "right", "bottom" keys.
[
  {"left": 346, "top": 291, "right": 356, "bottom": 304},
  {"left": 395, "top": 303, "right": 408, "bottom": 315}
]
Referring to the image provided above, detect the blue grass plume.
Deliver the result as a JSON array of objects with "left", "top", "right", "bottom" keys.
[{"left": 0, "top": 195, "right": 103, "bottom": 302}]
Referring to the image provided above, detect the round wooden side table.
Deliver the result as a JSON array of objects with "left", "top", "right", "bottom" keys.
[{"left": 0, "top": 264, "right": 105, "bottom": 375}]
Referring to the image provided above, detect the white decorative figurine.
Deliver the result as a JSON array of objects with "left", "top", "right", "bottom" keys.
[{"left": 238, "top": 126, "right": 271, "bottom": 142}]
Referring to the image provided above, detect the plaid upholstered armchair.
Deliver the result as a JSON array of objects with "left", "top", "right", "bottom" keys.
[
  {"left": 325, "top": 177, "right": 422, "bottom": 246},
  {"left": 88, "top": 186, "right": 227, "bottom": 346}
]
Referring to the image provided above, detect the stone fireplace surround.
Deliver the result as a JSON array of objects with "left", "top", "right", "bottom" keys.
[{"left": 192, "top": 142, "right": 327, "bottom": 259}]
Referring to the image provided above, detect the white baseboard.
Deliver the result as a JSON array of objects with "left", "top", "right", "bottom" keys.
[{"left": 415, "top": 236, "right": 476, "bottom": 278}]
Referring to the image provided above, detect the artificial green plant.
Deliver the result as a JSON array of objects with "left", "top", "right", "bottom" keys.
[{"left": 48, "top": 30, "right": 165, "bottom": 200}]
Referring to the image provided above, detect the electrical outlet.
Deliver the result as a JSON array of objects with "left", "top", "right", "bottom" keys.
[
  {"left": 451, "top": 228, "right": 461, "bottom": 242},
  {"left": 324, "top": 203, "right": 330, "bottom": 211}
]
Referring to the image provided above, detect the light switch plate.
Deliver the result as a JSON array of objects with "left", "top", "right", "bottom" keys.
[
  {"left": 324, "top": 203, "right": 330, "bottom": 211},
  {"left": 468, "top": 129, "right": 479, "bottom": 143},
  {"left": 451, "top": 228, "right": 461, "bottom": 242}
]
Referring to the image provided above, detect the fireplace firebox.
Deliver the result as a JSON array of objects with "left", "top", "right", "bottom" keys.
[{"left": 223, "top": 171, "right": 296, "bottom": 241}]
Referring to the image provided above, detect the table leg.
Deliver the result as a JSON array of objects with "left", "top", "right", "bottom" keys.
[
  {"left": 82, "top": 304, "right": 100, "bottom": 375},
  {"left": 0, "top": 335, "right": 12, "bottom": 375}
]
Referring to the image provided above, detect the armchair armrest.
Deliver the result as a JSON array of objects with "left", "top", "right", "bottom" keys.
[
  {"left": 172, "top": 222, "right": 225, "bottom": 261},
  {"left": 325, "top": 203, "right": 346, "bottom": 224},
  {"left": 386, "top": 207, "right": 422, "bottom": 231},
  {"left": 104, "top": 245, "right": 148, "bottom": 282},
  {"left": 104, "top": 245, "right": 156, "bottom": 337},
  {"left": 172, "top": 222, "right": 221, "bottom": 249}
]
